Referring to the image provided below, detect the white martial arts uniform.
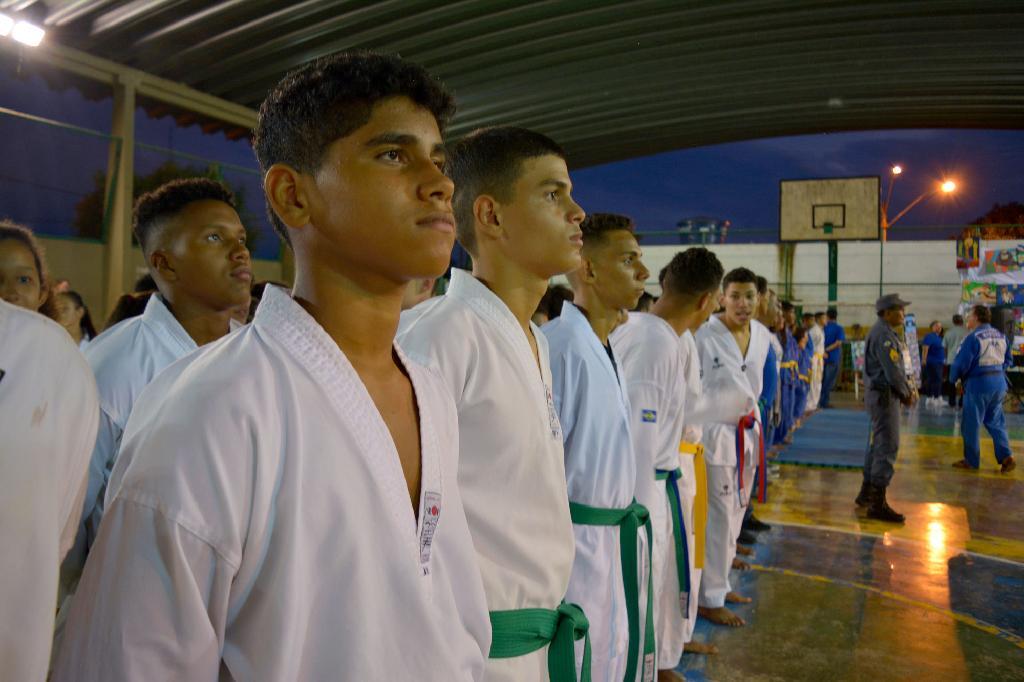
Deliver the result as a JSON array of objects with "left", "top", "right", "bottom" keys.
[
  {"left": 79, "top": 293, "right": 198, "bottom": 546},
  {"left": 398, "top": 269, "right": 575, "bottom": 682},
  {"left": 545, "top": 302, "right": 648, "bottom": 682},
  {"left": 677, "top": 330, "right": 706, "bottom": 642},
  {"left": 611, "top": 312, "right": 689, "bottom": 671},
  {"left": 807, "top": 323, "right": 825, "bottom": 412},
  {"left": 0, "top": 301, "right": 98, "bottom": 682},
  {"left": 52, "top": 286, "right": 490, "bottom": 681},
  {"left": 694, "top": 316, "right": 770, "bottom": 610}
]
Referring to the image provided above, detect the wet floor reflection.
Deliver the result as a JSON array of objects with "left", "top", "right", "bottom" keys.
[{"left": 678, "top": 399, "right": 1024, "bottom": 680}]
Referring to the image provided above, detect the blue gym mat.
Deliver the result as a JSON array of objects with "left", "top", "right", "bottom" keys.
[{"left": 773, "top": 409, "right": 869, "bottom": 469}]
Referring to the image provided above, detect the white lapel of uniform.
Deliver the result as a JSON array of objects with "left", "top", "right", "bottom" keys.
[
  {"left": 562, "top": 302, "right": 630, "bottom": 421},
  {"left": 255, "top": 286, "right": 439, "bottom": 576},
  {"left": 141, "top": 294, "right": 198, "bottom": 355},
  {"left": 447, "top": 268, "right": 561, "bottom": 439}
]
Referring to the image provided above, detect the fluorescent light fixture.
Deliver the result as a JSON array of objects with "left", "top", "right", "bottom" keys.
[
  {"left": 0, "top": 13, "right": 14, "bottom": 36},
  {"left": 11, "top": 20, "right": 44, "bottom": 46}
]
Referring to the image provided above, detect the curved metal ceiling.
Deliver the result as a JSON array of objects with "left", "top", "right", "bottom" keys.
[{"left": 14, "top": 0, "right": 1024, "bottom": 167}]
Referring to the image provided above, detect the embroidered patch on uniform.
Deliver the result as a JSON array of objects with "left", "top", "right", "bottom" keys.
[
  {"left": 641, "top": 409, "right": 657, "bottom": 423},
  {"left": 889, "top": 348, "right": 900, "bottom": 363},
  {"left": 545, "top": 384, "right": 562, "bottom": 440},
  {"left": 419, "top": 491, "right": 442, "bottom": 572},
  {"left": 643, "top": 655, "right": 656, "bottom": 682},
  {"left": 712, "top": 356, "right": 723, "bottom": 370}
]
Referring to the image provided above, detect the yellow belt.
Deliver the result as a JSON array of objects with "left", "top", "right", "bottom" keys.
[{"left": 679, "top": 441, "right": 707, "bottom": 568}]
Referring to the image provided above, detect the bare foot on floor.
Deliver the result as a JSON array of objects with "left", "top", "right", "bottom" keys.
[
  {"left": 657, "top": 670, "right": 686, "bottom": 681},
  {"left": 732, "top": 557, "right": 751, "bottom": 570},
  {"left": 726, "top": 591, "right": 752, "bottom": 604},
  {"left": 684, "top": 641, "right": 719, "bottom": 656},
  {"left": 698, "top": 605, "right": 746, "bottom": 627},
  {"left": 736, "top": 544, "right": 754, "bottom": 556}
]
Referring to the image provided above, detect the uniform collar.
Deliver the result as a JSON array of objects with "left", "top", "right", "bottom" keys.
[{"left": 142, "top": 293, "right": 198, "bottom": 354}]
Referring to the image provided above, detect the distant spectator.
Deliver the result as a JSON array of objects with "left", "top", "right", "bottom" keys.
[
  {"left": 632, "top": 290, "right": 656, "bottom": 312},
  {"left": 818, "top": 307, "right": 845, "bottom": 408},
  {"left": 920, "top": 320, "right": 945, "bottom": 406},
  {"left": 102, "top": 291, "right": 152, "bottom": 330},
  {"left": 532, "top": 283, "right": 574, "bottom": 325},
  {"left": 51, "top": 290, "right": 98, "bottom": 350},
  {"left": 943, "top": 314, "right": 967, "bottom": 407},
  {"left": 0, "top": 220, "right": 49, "bottom": 313}
]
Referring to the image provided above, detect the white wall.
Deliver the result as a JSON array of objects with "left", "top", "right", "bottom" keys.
[{"left": 639, "top": 239, "right": 1016, "bottom": 328}]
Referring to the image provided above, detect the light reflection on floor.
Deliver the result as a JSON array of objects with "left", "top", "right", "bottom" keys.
[{"left": 677, "top": 395, "right": 1024, "bottom": 681}]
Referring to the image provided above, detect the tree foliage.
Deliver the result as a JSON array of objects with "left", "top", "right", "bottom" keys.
[
  {"left": 959, "top": 201, "right": 1024, "bottom": 239},
  {"left": 73, "top": 160, "right": 264, "bottom": 251}
]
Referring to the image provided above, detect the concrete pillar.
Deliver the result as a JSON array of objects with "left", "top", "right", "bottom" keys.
[{"left": 102, "top": 72, "right": 138, "bottom": 312}]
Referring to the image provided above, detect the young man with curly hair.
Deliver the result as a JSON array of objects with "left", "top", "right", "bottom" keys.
[
  {"left": 54, "top": 52, "right": 490, "bottom": 680},
  {"left": 62, "top": 178, "right": 251, "bottom": 590}
]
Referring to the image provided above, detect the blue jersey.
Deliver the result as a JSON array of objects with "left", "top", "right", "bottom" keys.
[
  {"left": 823, "top": 321, "right": 845, "bottom": 364},
  {"left": 950, "top": 324, "right": 1011, "bottom": 393}
]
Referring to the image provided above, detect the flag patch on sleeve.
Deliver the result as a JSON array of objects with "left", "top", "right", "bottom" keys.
[{"left": 641, "top": 409, "right": 657, "bottom": 423}]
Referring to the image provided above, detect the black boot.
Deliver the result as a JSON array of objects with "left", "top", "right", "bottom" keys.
[
  {"left": 744, "top": 514, "right": 772, "bottom": 532},
  {"left": 867, "top": 485, "right": 905, "bottom": 523},
  {"left": 854, "top": 480, "right": 871, "bottom": 507}
]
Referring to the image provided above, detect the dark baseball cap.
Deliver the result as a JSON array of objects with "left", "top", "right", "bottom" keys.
[{"left": 875, "top": 293, "right": 911, "bottom": 312}]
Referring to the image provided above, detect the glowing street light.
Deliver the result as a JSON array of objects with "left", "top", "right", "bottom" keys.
[
  {"left": 882, "top": 175, "right": 959, "bottom": 239},
  {"left": 11, "top": 20, "right": 43, "bottom": 46},
  {"left": 891, "top": 165, "right": 903, "bottom": 176}
]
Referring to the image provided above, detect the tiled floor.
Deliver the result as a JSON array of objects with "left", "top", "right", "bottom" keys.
[{"left": 678, "top": 394, "right": 1024, "bottom": 681}]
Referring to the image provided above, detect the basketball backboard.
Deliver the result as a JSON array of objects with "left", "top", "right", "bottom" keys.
[{"left": 779, "top": 176, "right": 880, "bottom": 241}]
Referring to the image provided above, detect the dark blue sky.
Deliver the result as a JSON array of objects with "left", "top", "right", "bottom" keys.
[{"left": 2, "top": 68, "right": 1022, "bottom": 255}]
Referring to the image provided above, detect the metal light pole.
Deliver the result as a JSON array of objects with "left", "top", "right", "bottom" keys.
[{"left": 879, "top": 165, "right": 957, "bottom": 295}]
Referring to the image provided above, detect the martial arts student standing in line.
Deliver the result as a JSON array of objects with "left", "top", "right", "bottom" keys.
[
  {"left": 54, "top": 52, "right": 490, "bottom": 680},
  {"left": 858, "top": 294, "right": 917, "bottom": 523},
  {"left": 950, "top": 304, "right": 1016, "bottom": 473},
  {"left": 545, "top": 213, "right": 652, "bottom": 681},
  {"left": 73, "top": 178, "right": 253, "bottom": 562},
  {"left": 0, "top": 299, "right": 98, "bottom": 682},
  {"left": 399, "top": 126, "right": 586, "bottom": 681},
  {"left": 695, "top": 268, "right": 772, "bottom": 628},
  {"left": 612, "top": 247, "right": 724, "bottom": 678},
  {"left": 807, "top": 312, "right": 826, "bottom": 412}
]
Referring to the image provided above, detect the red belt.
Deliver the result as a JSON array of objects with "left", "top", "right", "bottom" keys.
[{"left": 735, "top": 410, "right": 767, "bottom": 503}]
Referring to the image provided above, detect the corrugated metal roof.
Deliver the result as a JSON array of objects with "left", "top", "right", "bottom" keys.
[{"left": 11, "top": 0, "right": 1024, "bottom": 166}]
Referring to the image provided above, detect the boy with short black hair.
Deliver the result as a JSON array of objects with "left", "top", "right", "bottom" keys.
[
  {"left": 55, "top": 51, "right": 490, "bottom": 680},
  {"left": 612, "top": 247, "right": 724, "bottom": 676},
  {"left": 694, "top": 267, "right": 772, "bottom": 628},
  {"left": 398, "top": 125, "right": 587, "bottom": 682},
  {"left": 545, "top": 213, "right": 653, "bottom": 681},
  {"left": 70, "top": 178, "right": 252, "bottom": 579}
]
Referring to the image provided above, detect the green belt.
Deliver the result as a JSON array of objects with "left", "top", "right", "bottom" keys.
[
  {"left": 489, "top": 601, "right": 591, "bottom": 682},
  {"left": 569, "top": 499, "right": 655, "bottom": 682},
  {"left": 655, "top": 468, "right": 691, "bottom": 617}
]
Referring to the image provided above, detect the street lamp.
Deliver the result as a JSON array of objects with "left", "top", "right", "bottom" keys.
[{"left": 881, "top": 167, "right": 958, "bottom": 241}]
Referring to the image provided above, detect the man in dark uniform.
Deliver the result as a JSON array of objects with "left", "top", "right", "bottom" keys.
[{"left": 856, "top": 293, "right": 917, "bottom": 522}]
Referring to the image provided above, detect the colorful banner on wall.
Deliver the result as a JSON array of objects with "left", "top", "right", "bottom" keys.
[
  {"left": 962, "top": 281, "right": 998, "bottom": 305},
  {"left": 957, "top": 230, "right": 980, "bottom": 269},
  {"left": 983, "top": 246, "right": 1024, "bottom": 274},
  {"left": 997, "top": 284, "right": 1024, "bottom": 306}
]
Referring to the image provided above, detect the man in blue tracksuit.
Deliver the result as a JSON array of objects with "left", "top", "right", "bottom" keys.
[{"left": 950, "top": 304, "right": 1017, "bottom": 473}]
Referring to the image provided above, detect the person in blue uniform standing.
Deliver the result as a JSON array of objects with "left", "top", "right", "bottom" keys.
[{"left": 950, "top": 304, "right": 1016, "bottom": 473}]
